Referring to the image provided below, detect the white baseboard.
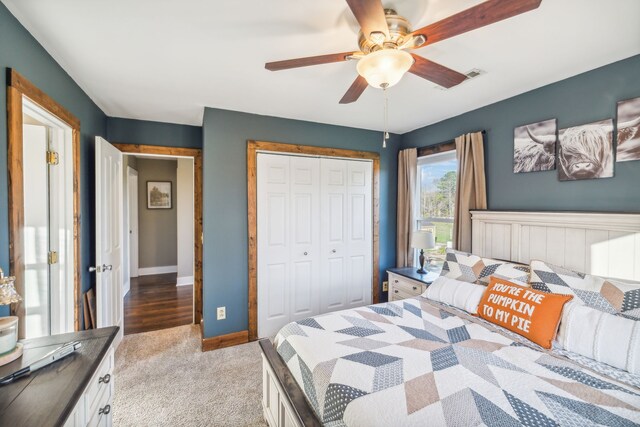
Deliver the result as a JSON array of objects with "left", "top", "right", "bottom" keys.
[
  {"left": 138, "top": 265, "right": 178, "bottom": 276},
  {"left": 176, "top": 275, "right": 194, "bottom": 286}
]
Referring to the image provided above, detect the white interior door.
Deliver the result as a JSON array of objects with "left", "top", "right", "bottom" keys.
[
  {"left": 320, "top": 158, "right": 349, "bottom": 313},
  {"left": 257, "top": 154, "right": 290, "bottom": 338},
  {"left": 95, "top": 136, "right": 123, "bottom": 347},
  {"left": 128, "top": 167, "right": 139, "bottom": 280},
  {"left": 289, "top": 156, "right": 320, "bottom": 322},
  {"left": 320, "top": 158, "right": 373, "bottom": 313},
  {"left": 21, "top": 100, "right": 75, "bottom": 340},
  {"left": 345, "top": 160, "right": 372, "bottom": 308},
  {"left": 257, "top": 153, "right": 322, "bottom": 338},
  {"left": 22, "top": 124, "right": 50, "bottom": 338}
]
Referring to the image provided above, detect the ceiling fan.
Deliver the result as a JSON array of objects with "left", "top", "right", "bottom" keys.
[{"left": 265, "top": 0, "right": 542, "bottom": 104}]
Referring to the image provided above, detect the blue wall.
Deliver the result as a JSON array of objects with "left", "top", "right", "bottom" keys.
[
  {"left": 202, "top": 108, "right": 399, "bottom": 337},
  {"left": 0, "top": 3, "right": 108, "bottom": 316},
  {"left": 402, "top": 54, "right": 640, "bottom": 212},
  {"left": 107, "top": 117, "right": 202, "bottom": 149}
]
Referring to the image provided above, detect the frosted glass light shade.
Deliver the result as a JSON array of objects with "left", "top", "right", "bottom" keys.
[
  {"left": 411, "top": 230, "right": 435, "bottom": 250},
  {"left": 356, "top": 49, "right": 414, "bottom": 89}
]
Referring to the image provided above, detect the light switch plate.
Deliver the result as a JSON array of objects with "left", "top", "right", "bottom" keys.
[
  {"left": 382, "top": 281, "right": 389, "bottom": 292},
  {"left": 217, "top": 307, "right": 226, "bottom": 320}
]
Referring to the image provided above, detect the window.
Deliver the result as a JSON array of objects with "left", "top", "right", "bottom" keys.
[{"left": 416, "top": 150, "right": 458, "bottom": 261}]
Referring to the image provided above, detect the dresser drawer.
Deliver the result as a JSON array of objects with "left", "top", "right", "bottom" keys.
[
  {"left": 86, "top": 382, "right": 113, "bottom": 427},
  {"left": 85, "top": 348, "right": 114, "bottom": 419}
]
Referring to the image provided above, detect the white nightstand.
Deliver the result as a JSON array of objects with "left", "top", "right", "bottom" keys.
[{"left": 387, "top": 267, "right": 440, "bottom": 302}]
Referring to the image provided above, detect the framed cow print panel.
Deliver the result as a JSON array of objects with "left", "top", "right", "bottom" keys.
[
  {"left": 558, "top": 119, "right": 614, "bottom": 181},
  {"left": 616, "top": 96, "right": 640, "bottom": 162},
  {"left": 513, "top": 118, "right": 557, "bottom": 173}
]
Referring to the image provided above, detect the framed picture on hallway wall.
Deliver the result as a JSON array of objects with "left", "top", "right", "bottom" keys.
[{"left": 147, "top": 181, "right": 172, "bottom": 209}]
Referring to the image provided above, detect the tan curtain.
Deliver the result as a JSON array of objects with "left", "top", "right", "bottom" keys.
[
  {"left": 396, "top": 148, "right": 417, "bottom": 267},
  {"left": 453, "top": 132, "right": 487, "bottom": 253}
]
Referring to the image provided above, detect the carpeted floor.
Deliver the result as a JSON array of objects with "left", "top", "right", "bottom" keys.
[{"left": 113, "top": 325, "right": 268, "bottom": 426}]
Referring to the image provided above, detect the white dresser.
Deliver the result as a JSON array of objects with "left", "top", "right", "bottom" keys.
[
  {"left": 64, "top": 347, "right": 114, "bottom": 427},
  {"left": 0, "top": 327, "right": 118, "bottom": 427},
  {"left": 387, "top": 267, "right": 440, "bottom": 302}
]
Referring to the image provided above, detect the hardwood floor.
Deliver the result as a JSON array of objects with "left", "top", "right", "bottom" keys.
[{"left": 124, "top": 273, "right": 193, "bottom": 335}]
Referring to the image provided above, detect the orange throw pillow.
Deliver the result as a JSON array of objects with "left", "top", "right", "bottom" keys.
[{"left": 477, "top": 277, "right": 573, "bottom": 349}]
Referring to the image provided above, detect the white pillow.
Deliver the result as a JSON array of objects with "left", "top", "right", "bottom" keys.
[
  {"left": 557, "top": 301, "right": 640, "bottom": 374},
  {"left": 423, "top": 276, "right": 486, "bottom": 314}
]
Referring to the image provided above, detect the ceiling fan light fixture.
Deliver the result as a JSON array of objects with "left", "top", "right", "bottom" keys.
[{"left": 356, "top": 49, "right": 414, "bottom": 89}]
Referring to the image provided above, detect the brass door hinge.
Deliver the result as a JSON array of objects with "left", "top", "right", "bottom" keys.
[
  {"left": 48, "top": 251, "right": 59, "bottom": 265},
  {"left": 46, "top": 151, "right": 59, "bottom": 165}
]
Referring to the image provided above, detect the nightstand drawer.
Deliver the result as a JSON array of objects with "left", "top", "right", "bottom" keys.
[
  {"left": 388, "top": 272, "right": 425, "bottom": 300},
  {"left": 390, "top": 287, "right": 416, "bottom": 301},
  {"left": 389, "top": 273, "right": 424, "bottom": 293},
  {"left": 394, "top": 278, "right": 424, "bottom": 295}
]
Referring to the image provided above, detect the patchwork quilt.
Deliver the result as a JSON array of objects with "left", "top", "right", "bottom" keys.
[{"left": 274, "top": 297, "right": 640, "bottom": 427}]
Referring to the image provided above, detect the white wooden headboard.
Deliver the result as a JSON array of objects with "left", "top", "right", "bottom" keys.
[{"left": 471, "top": 210, "right": 640, "bottom": 281}]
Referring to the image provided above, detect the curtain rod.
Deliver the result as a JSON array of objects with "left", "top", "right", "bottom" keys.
[{"left": 417, "top": 130, "right": 486, "bottom": 152}]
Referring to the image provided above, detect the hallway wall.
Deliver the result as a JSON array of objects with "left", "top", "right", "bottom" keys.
[{"left": 136, "top": 158, "right": 178, "bottom": 272}]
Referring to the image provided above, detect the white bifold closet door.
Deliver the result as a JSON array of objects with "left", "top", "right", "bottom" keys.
[
  {"left": 320, "top": 158, "right": 372, "bottom": 313},
  {"left": 257, "top": 153, "right": 372, "bottom": 338}
]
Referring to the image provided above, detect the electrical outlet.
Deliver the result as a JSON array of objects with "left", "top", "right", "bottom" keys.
[
  {"left": 217, "top": 306, "right": 226, "bottom": 320},
  {"left": 382, "top": 281, "right": 389, "bottom": 292}
]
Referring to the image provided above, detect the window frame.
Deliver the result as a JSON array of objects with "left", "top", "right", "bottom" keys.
[{"left": 415, "top": 146, "right": 458, "bottom": 264}]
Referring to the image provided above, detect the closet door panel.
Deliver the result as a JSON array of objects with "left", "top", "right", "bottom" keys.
[
  {"left": 320, "top": 159, "right": 348, "bottom": 313},
  {"left": 257, "top": 154, "right": 291, "bottom": 338},
  {"left": 290, "top": 156, "right": 321, "bottom": 321},
  {"left": 346, "top": 161, "right": 373, "bottom": 308},
  {"left": 266, "top": 263, "right": 287, "bottom": 319},
  {"left": 347, "top": 255, "right": 366, "bottom": 305},
  {"left": 325, "top": 257, "right": 345, "bottom": 310}
]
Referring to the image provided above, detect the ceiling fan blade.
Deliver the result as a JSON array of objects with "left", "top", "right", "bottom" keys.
[
  {"left": 409, "top": 55, "right": 467, "bottom": 88},
  {"left": 345, "top": 0, "right": 390, "bottom": 39},
  {"left": 410, "top": 0, "right": 542, "bottom": 48},
  {"left": 339, "top": 76, "right": 368, "bottom": 104},
  {"left": 265, "top": 51, "right": 357, "bottom": 71}
]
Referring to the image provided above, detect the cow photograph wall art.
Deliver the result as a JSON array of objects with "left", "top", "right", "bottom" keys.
[
  {"left": 513, "top": 118, "right": 557, "bottom": 173},
  {"left": 616, "top": 96, "right": 640, "bottom": 162},
  {"left": 558, "top": 119, "right": 614, "bottom": 181}
]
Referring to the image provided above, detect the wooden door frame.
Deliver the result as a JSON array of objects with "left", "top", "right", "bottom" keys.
[
  {"left": 126, "top": 166, "right": 140, "bottom": 280},
  {"left": 7, "top": 69, "right": 82, "bottom": 334},
  {"left": 112, "top": 143, "right": 203, "bottom": 325},
  {"left": 247, "top": 140, "right": 380, "bottom": 342}
]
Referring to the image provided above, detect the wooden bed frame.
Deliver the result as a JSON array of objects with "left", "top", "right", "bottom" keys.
[
  {"left": 259, "top": 339, "right": 321, "bottom": 427},
  {"left": 259, "top": 210, "right": 640, "bottom": 426}
]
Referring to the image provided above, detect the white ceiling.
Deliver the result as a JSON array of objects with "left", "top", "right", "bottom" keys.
[{"left": 4, "top": 0, "right": 640, "bottom": 133}]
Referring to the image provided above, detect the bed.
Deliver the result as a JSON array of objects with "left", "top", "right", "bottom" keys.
[{"left": 259, "top": 211, "right": 640, "bottom": 426}]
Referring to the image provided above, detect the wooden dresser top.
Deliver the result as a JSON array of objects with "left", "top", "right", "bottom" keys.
[{"left": 0, "top": 327, "right": 118, "bottom": 427}]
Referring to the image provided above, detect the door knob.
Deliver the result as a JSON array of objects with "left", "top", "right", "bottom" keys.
[
  {"left": 88, "top": 266, "right": 102, "bottom": 273},
  {"left": 102, "top": 264, "right": 113, "bottom": 271}
]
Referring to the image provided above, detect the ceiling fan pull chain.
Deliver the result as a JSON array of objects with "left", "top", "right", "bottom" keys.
[{"left": 383, "top": 86, "right": 389, "bottom": 148}]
